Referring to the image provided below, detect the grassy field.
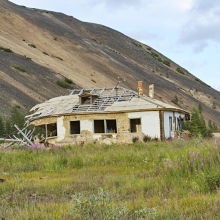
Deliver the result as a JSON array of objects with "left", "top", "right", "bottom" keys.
[{"left": 1, "top": 137, "right": 220, "bottom": 219}]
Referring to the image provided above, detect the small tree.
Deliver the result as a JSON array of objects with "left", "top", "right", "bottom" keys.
[
  {"left": 10, "top": 105, "right": 25, "bottom": 129},
  {"left": 198, "top": 103, "right": 202, "bottom": 113},
  {"left": 5, "top": 118, "right": 12, "bottom": 136},
  {"left": 188, "top": 107, "right": 212, "bottom": 137},
  {"left": 0, "top": 114, "right": 5, "bottom": 137},
  {"left": 208, "top": 120, "right": 213, "bottom": 131}
]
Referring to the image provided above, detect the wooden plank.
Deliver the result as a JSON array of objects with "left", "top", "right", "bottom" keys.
[{"left": 160, "top": 110, "right": 165, "bottom": 141}]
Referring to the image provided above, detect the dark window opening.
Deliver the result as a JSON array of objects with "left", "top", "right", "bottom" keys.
[
  {"left": 47, "top": 123, "right": 57, "bottom": 137},
  {"left": 81, "top": 96, "right": 91, "bottom": 105},
  {"left": 70, "top": 121, "right": 80, "bottom": 134},
  {"left": 94, "top": 120, "right": 105, "bottom": 133},
  {"left": 169, "top": 117, "right": 172, "bottom": 132},
  {"left": 130, "top": 118, "right": 141, "bottom": 133},
  {"left": 174, "top": 117, "right": 176, "bottom": 130},
  {"left": 106, "top": 120, "right": 117, "bottom": 133}
]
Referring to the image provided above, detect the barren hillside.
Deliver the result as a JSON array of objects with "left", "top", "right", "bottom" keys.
[{"left": 0, "top": 0, "right": 219, "bottom": 126}]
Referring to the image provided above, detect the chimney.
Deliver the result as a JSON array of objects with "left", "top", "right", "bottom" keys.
[
  {"left": 138, "top": 81, "right": 143, "bottom": 96},
  {"left": 149, "top": 84, "right": 154, "bottom": 98}
]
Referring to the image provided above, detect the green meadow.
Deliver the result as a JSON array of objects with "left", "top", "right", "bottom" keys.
[{"left": 1, "top": 138, "right": 220, "bottom": 219}]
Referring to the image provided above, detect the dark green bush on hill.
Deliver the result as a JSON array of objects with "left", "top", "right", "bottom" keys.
[
  {"left": 163, "top": 60, "right": 171, "bottom": 66},
  {"left": 12, "top": 65, "right": 26, "bottom": 72},
  {"left": 28, "top": 44, "right": 36, "bottom": 48},
  {"left": 64, "top": 78, "right": 73, "bottom": 84},
  {"left": 0, "top": 47, "right": 13, "bottom": 52},
  {"left": 43, "top": 52, "right": 49, "bottom": 55},
  {"left": 57, "top": 80, "right": 73, "bottom": 88},
  {"left": 195, "top": 78, "right": 211, "bottom": 87},
  {"left": 176, "top": 67, "right": 185, "bottom": 75}
]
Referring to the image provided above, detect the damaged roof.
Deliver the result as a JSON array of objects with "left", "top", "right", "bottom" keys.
[{"left": 27, "top": 87, "right": 190, "bottom": 121}]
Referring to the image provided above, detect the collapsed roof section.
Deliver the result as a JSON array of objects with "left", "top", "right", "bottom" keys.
[{"left": 26, "top": 87, "right": 189, "bottom": 121}]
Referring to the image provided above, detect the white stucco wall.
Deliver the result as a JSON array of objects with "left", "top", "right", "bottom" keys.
[
  {"left": 127, "top": 111, "right": 160, "bottom": 138},
  {"left": 57, "top": 116, "right": 66, "bottom": 141},
  {"left": 81, "top": 120, "right": 93, "bottom": 133},
  {"left": 164, "top": 111, "right": 185, "bottom": 138}
]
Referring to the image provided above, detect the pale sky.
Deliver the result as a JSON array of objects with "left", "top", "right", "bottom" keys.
[{"left": 10, "top": 0, "right": 220, "bottom": 91}]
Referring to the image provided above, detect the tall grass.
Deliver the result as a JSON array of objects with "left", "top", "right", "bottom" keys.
[{"left": 0, "top": 138, "right": 220, "bottom": 219}]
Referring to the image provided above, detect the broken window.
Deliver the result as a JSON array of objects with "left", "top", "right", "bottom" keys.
[
  {"left": 47, "top": 123, "right": 57, "bottom": 137},
  {"left": 94, "top": 120, "right": 105, "bottom": 133},
  {"left": 70, "top": 121, "right": 80, "bottom": 134},
  {"left": 79, "top": 94, "right": 98, "bottom": 105},
  {"left": 130, "top": 118, "right": 141, "bottom": 133},
  {"left": 106, "top": 120, "right": 117, "bottom": 133},
  {"left": 169, "top": 117, "right": 172, "bottom": 132},
  {"left": 174, "top": 117, "right": 176, "bottom": 131}
]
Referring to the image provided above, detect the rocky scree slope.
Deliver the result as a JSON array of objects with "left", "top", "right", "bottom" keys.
[{"left": 0, "top": 0, "right": 219, "bottom": 126}]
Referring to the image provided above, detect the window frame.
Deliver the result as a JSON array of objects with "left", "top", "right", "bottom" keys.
[
  {"left": 169, "top": 117, "right": 173, "bottom": 132},
  {"left": 129, "top": 118, "right": 142, "bottom": 133},
  {"left": 69, "top": 120, "right": 81, "bottom": 135},
  {"left": 93, "top": 119, "right": 118, "bottom": 134}
]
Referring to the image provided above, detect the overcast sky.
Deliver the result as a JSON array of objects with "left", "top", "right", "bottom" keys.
[{"left": 10, "top": 0, "right": 220, "bottom": 91}]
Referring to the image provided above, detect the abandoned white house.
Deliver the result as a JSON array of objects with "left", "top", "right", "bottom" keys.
[{"left": 26, "top": 82, "right": 190, "bottom": 144}]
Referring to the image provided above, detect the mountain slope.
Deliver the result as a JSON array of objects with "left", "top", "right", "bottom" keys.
[{"left": 0, "top": 0, "right": 219, "bottom": 126}]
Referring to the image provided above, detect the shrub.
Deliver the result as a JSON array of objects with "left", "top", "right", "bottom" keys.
[
  {"left": 54, "top": 37, "right": 57, "bottom": 41},
  {"left": 43, "top": 52, "right": 49, "bottom": 55},
  {"left": 163, "top": 60, "right": 171, "bottom": 66},
  {"left": 171, "top": 95, "right": 179, "bottom": 105},
  {"left": 65, "top": 78, "right": 73, "bottom": 84},
  {"left": 212, "top": 102, "right": 216, "bottom": 109},
  {"left": 54, "top": 56, "right": 63, "bottom": 61},
  {"left": 69, "top": 188, "right": 128, "bottom": 219},
  {"left": 151, "top": 52, "right": 158, "bottom": 57},
  {"left": 205, "top": 172, "right": 220, "bottom": 192},
  {"left": 28, "top": 44, "right": 36, "bottom": 48},
  {"left": 0, "top": 47, "right": 13, "bottom": 52},
  {"left": 91, "top": 79, "right": 96, "bottom": 83},
  {"left": 24, "top": 55, "right": 31, "bottom": 60},
  {"left": 195, "top": 78, "right": 211, "bottom": 87},
  {"left": 166, "top": 72, "right": 169, "bottom": 78},
  {"left": 56, "top": 80, "right": 72, "bottom": 88},
  {"left": 176, "top": 67, "right": 185, "bottom": 75},
  {"left": 12, "top": 65, "right": 26, "bottom": 72},
  {"left": 143, "top": 135, "right": 151, "bottom": 142},
  {"left": 132, "top": 136, "right": 139, "bottom": 143}
]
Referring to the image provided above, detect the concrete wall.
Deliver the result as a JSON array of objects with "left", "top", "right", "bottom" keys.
[
  {"left": 32, "top": 110, "right": 185, "bottom": 144},
  {"left": 31, "top": 111, "right": 161, "bottom": 144},
  {"left": 164, "top": 111, "right": 185, "bottom": 138},
  {"left": 128, "top": 111, "right": 160, "bottom": 138}
]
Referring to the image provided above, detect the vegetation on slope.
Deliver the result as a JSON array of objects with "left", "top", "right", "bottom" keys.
[{"left": 1, "top": 139, "right": 220, "bottom": 219}]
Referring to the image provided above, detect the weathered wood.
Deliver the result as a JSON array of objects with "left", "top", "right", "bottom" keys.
[
  {"left": 160, "top": 110, "right": 165, "bottom": 141},
  {"left": 14, "top": 125, "right": 34, "bottom": 146}
]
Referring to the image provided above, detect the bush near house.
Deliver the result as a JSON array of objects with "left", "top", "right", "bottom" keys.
[{"left": 182, "top": 107, "right": 213, "bottom": 138}]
